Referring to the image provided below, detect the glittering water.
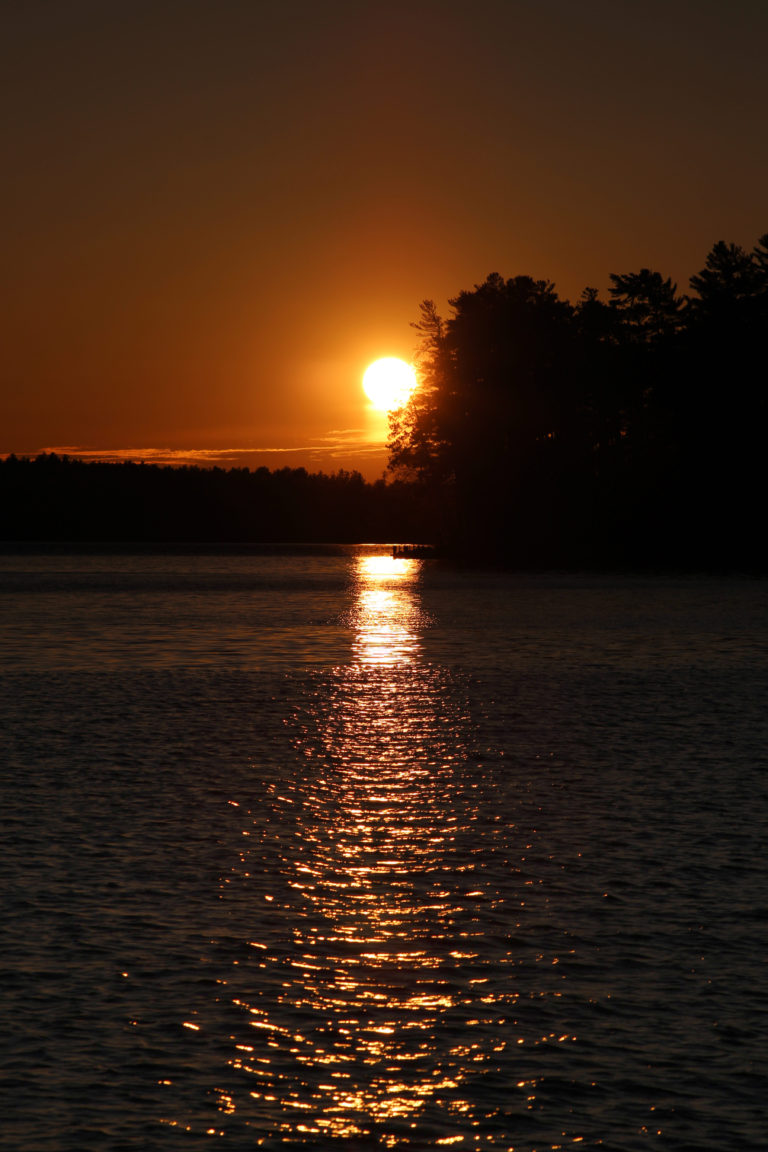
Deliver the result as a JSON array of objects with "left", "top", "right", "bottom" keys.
[{"left": 2, "top": 548, "right": 767, "bottom": 1150}]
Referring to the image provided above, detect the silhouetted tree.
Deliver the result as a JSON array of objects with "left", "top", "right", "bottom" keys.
[
  {"left": 0, "top": 455, "right": 424, "bottom": 544},
  {"left": 681, "top": 237, "right": 768, "bottom": 558},
  {"left": 387, "top": 299, "right": 453, "bottom": 485},
  {"left": 608, "top": 269, "right": 685, "bottom": 343},
  {"left": 689, "top": 240, "right": 765, "bottom": 316},
  {"left": 389, "top": 274, "right": 585, "bottom": 560},
  {"left": 388, "top": 233, "right": 768, "bottom": 567}
]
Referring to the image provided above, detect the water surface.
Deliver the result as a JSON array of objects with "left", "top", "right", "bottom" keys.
[{"left": 2, "top": 549, "right": 767, "bottom": 1149}]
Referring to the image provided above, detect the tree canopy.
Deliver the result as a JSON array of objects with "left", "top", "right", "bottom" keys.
[{"left": 388, "top": 233, "right": 768, "bottom": 567}]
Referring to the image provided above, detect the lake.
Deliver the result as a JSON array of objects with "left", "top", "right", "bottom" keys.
[{"left": 2, "top": 546, "right": 767, "bottom": 1150}]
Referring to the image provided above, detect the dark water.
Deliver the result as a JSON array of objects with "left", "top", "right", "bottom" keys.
[{"left": 2, "top": 548, "right": 767, "bottom": 1150}]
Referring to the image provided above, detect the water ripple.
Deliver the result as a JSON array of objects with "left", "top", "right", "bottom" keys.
[{"left": 1, "top": 554, "right": 767, "bottom": 1149}]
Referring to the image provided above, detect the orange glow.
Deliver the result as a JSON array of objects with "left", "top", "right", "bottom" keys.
[
  {"left": 3, "top": 4, "right": 764, "bottom": 481},
  {"left": 362, "top": 358, "right": 417, "bottom": 412}
]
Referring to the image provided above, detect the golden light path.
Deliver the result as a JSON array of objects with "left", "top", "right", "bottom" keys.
[
  {"left": 185, "top": 553, "right": 574, "bottom": 1147},
  {"left": 244, "top": 554, "right": 478, "bottom": 1140}
]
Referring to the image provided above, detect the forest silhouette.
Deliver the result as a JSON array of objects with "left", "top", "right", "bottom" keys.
[
  {"left": 3, "top": 232, "right": 766, "bottom": 568},
  {"left": 0, "top": 457, "right": 422, "bottom": 546},
  {"left": 389, "top": 232, "right": 768, "bottom": 568}
]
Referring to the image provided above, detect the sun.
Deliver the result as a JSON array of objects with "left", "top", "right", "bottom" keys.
[{"left": 362, "top": 357, "right": 417, "bottom": 412}]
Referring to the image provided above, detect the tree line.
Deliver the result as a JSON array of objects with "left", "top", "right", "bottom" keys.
[
  {"left": 0, "top": 455, "right": 424, "bottom": 544},
  {"left": 388, "top": 233, "right": 768, "bottom": 567}
]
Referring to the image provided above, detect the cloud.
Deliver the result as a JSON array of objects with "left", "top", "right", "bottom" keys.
[
  {"left": 39, "top": 445, "right": 306, "bottom": 464},
  {"left": 26, "top": 431, "right": 389, "bottom": 470}
]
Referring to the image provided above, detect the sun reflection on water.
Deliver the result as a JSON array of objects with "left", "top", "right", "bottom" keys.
[
  {"left": 350, "top": 554, "right": 423, "bottom": 667},
  {"left": 193, "top": 552, "right": 556, "bottom": 1146}
]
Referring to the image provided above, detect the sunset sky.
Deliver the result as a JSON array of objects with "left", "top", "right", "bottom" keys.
[{"left": 3, "top": 0, "right": 767, "bottom": 479}]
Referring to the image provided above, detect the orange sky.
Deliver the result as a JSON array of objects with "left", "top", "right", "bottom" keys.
[{"left": 3, "top": 0, "right": 767, "bottom": 479}]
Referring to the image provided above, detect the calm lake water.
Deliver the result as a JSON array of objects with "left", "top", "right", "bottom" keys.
[{"left": 2, "top": 547, "right": 767, "bottom": 1151}]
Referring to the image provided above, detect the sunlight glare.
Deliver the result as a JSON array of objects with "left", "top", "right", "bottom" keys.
[{"left": 362, "top": 358, "right": 417, "bottom": 412}]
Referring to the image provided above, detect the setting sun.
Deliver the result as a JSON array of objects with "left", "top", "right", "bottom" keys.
[{"left": 362, "top": 358, "right": 417, "bottom": 412}]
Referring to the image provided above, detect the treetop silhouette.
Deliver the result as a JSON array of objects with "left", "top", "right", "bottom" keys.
[{"left": 387, "top": 232, "right": 768, "bottom": 566}]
